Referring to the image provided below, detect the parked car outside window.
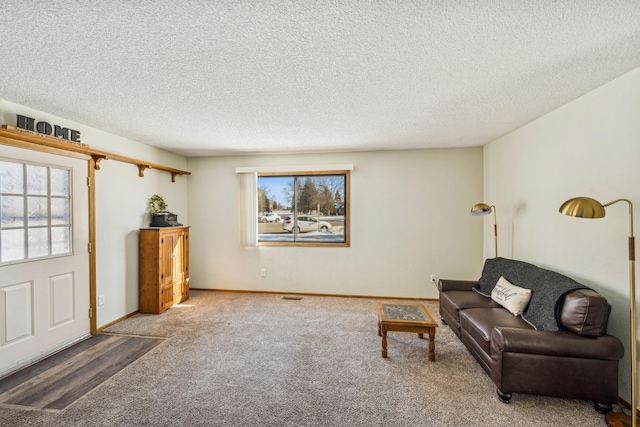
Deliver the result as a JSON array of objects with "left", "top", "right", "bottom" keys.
[
  {"left": 282, "top": 216, "right": 332, "bottom": 233},
  {"left": 258, "top": 213, "right": 282, "bottom": 223}
]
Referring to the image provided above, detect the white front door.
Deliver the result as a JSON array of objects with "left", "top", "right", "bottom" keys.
[{"left": 0, "top": 145, "right": 90, "bottom": 377}]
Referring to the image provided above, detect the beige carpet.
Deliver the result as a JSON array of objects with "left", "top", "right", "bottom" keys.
[{"left": 0, "top": 290, "right": 616, "bottom": 426}]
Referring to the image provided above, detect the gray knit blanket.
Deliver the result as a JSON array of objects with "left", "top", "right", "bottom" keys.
[{"left": 473, "top": 257, "right": 590, "bottom": 331}]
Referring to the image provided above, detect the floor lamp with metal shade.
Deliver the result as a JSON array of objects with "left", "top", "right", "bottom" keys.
[
  {"left": 471, "top": 203, "right": 498, "bottom": 258},
  {"left": 559, "top": 196, "right": 637, "bottom": 427}
]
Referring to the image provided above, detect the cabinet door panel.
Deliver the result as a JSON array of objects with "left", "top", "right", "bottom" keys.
[
  {"left": 160, "top": 284, "right": 174, "bottom": 310},
  {"left": 173, "top": 232, "right": 184, "bottom": 285},
  {"left": 160, "top": 232, "right": 176, "bottom": 286},
  {"left": 183, "top": 230, "right": 189, "bottom": 301},
  {"left": 183, "top": 231, "right": 189, "bottom": 280}
]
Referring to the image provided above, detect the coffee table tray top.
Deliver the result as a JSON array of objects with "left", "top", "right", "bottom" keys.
[{"left": 378, "top": 303, "right": 437, "bottom": 325}]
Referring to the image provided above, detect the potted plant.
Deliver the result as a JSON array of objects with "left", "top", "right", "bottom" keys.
[
  {"left": 148, "top": 195, "right": 182, "bottom": 227},
  {"left": 149, "top": 194, "right": 169, "bottom": 227},
  {"left": 148, "top": 194, "right": 167, "bottom": 215}
]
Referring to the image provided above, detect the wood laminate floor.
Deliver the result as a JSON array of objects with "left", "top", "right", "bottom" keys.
[{"left": 0, "top": 333, "right": 165, "bottom": 411}]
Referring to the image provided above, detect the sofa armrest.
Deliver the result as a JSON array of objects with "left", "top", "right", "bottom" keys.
[
  {"left": 491, "top": 327, "right": 624, "bottom": 361},
  {"left": 560, "top": 289, "right": 610, "bottom": 336},
  {"left": 438, "top": 279, "right": 478, "bottom": 293}
]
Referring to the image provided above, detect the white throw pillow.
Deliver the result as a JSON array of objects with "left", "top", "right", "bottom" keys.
[{"left": 491, "top": 276, "right": 532, "bottom": 316}]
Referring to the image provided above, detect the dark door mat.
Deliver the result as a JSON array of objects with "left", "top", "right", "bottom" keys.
[{"left": 0, "top": 333, "right": 165, "bottom": 411}]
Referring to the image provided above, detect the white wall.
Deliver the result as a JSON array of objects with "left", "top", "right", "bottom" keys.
[
  {"left": 0, "top": 100, "right": 189, "bottom": 327},
  {"left": 187, "top": 148, "right": 484, "bottom": 299},
  {"left": 483, "top": 66, "right": 640, "bottom": 405}
]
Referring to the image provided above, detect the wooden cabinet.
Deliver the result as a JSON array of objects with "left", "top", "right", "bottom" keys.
[{"left": 139, "top": 226, "right": 190, "bottom": 314}]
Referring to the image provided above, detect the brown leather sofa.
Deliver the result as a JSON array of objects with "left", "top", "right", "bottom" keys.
[{"left": 438, "top": 257, "right": 624, "bottom": 412}]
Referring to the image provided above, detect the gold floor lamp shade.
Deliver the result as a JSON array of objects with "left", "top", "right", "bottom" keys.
[
  {"left": 559, "top": 196, "right": 637, "bottom": 427},
  {"left": 471, "top": 203, "right": 498, "bottom": 258}
]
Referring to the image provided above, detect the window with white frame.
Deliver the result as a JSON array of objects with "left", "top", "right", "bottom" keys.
[{"left": 0, "top": 159, "right": 73, "bottom": 263}]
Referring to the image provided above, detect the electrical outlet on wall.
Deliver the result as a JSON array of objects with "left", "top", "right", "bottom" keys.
[
  {"left": 261, "top": 268, "right": 266, "bottom": 277},
  {"left": 430, "top": 274, "right": 437, "bottom": 284},
  {"left": 98, "top": 294, "right": 105, "bottom": 305}
]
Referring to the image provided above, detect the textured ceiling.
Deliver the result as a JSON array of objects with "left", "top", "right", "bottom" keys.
[{"left": 1, "top": 1, "right": 639, "bottom": 157}]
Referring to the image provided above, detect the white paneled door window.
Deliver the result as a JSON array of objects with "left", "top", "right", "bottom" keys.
[{"left": 0, "top": 159, "right": 73, "bottom": 264}]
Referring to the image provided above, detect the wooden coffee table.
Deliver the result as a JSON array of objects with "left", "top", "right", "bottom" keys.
[{"left": 377, "top": 303, "right": 438, "bottom": 361}]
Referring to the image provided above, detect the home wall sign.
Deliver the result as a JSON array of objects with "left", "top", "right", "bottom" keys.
[
  {"left": 0, "top": 125, "right": 190, "bottom": 181},
  {"left": 16, "top": 114, "right": 83, "bottom": 145}
]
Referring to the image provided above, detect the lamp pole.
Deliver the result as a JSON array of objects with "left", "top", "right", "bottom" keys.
[
  {"left": 559, "top": 197, "right": 636, "bottom": 427},
  {"left": 492, "top": 207, "right": 498, "bottom": 259},
  {"left": 605, "top": 199, "right": 636, "bottom": 427}
]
